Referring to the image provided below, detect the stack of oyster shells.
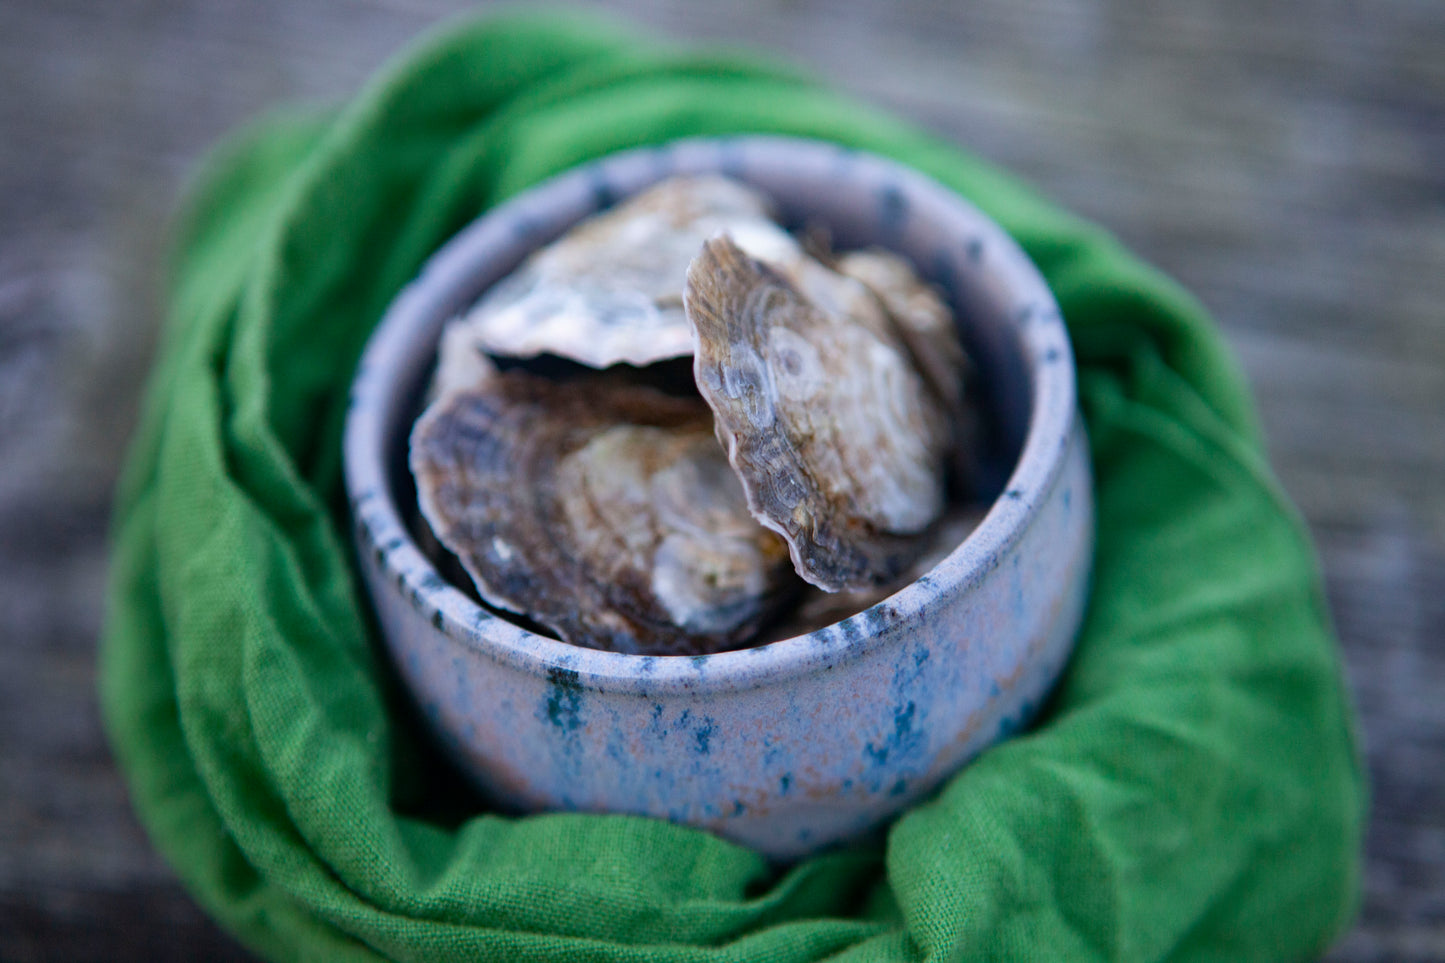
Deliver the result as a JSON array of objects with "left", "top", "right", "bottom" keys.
[{"left": 410, "top": 176, "right": 979, "bottom": 656}]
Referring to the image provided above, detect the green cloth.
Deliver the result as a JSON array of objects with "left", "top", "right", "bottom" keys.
[{"left": 100, "top": 12, "right": 1364, "bottom": 962}]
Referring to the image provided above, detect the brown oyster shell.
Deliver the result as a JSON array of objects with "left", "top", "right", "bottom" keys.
[
  {"left": 684, "top": 235, "right": 953, "bottom": 592},
  {"left": 409, "top": 369, "right": 798, "bottom": 655},
  {"left": 454, "top": 175, "right": 800, "bottom": 369},
  {"left": 762, "top": 504, "right": 986, "bottom": 640}
]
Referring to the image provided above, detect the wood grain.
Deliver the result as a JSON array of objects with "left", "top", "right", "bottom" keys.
[{"left": 2, "top": 1, "right": 1440, "bottom": 959}]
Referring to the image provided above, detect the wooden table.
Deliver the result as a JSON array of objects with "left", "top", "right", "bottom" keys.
[{"left": 2, "top": 2, "right": 1440, "bottom": 959}]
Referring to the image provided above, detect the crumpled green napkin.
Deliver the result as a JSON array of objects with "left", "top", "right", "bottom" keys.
[{"left": 100, "top": 11, "right": 1364, "bottom": 962}]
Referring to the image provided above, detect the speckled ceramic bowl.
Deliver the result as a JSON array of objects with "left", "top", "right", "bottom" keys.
[{"left": 343, "top": 137, "right": 1093, "bottom": 859}]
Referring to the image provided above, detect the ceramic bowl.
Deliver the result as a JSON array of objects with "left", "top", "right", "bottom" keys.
[{"left": 343, "top": 136, "right": 1093, "bottom": 860}]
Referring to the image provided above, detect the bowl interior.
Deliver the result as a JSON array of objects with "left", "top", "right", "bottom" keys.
[{"left": 346, "top": 136, "right": 1076, "bottom": 689}]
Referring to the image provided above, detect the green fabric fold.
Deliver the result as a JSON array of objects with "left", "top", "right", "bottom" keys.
[{"left": 100, "top": 12, "right": 1364, "bottom": 961}]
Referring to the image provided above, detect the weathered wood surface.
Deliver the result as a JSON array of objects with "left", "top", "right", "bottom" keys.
[{"left": 1, "top": 1, "right": 1440, "bottom": 959}]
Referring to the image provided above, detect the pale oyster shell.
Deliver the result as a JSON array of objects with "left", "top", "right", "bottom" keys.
[
  {"left": 836, "top": 247, "right": 982, "bottom": 490},
  {"left": 409, "top": 369, "right": 797, "bottom": 655},
  {"left": 428, "top": 318, "right": 499, "bottom": 400},
  {"left": 684, "top": 235, "right": 953, "bottom": 592},
  {"left": 453, "top": 175, "right": 800, "bottom": 368},
  {"left": 836, "top": 248, "right": 967, "bottom": 415}
]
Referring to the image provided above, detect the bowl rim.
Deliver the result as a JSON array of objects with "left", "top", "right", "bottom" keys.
[{"left": 343, "top": 135, "right": 1079, "bottom": 696}]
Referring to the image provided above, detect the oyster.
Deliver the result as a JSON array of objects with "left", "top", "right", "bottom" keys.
[
  {"left": 762, "top": 504, "right": 986, "bottom": 641},
  {"left": 453, "top": 175, "right": 800, "bottom": 369},
  {"left": 836, "top": 249, "right": 967, "bottom": 416},
  {"left": 836, "top": 247, "right": 982, "bottom": 491},
  {"left": 410, "top": 368, "right": 798, "bottom": 655},
  {"left": 428, "top": 318, "right": 499, "bottom": 400},
  {"left": 684, "top": 235, "right": 953, "bottom": 592}
]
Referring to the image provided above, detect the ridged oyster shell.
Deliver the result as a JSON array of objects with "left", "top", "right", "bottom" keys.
[
  {"left": 763, "top": 504, "right": 986, "bottom": 641},
  {"left": 684, "top": 235, "right": 954, "bottom": 592},
  {"left": 409, "top": 367, "right": 798, "bottom": 655},
  {"left": 453, "top": 175, "right": 800, "bottom": 369}
]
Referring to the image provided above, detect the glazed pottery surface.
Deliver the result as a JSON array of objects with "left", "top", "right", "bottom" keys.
[{"left": 343, "top": 137, "right": 1093, "bottom": 859}]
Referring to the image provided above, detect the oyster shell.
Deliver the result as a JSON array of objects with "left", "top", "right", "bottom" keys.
[
  {"left": 762, "top": 504, "right": 986, "bottom": 640},
  {"left": 836, "top": 248, "right": 967, "bottom": 415},
  {"left": 410, "top": 369, "right": 797, "bottom": 655},
  {"left": 428, "top": 318, "right": 499, "bottom": 400},
  {"left": 836, "top": 247, "right": 982, "bottom": 492},
  {"left": 684, "top": 235, "right": 953, "bottom": 592},
  {"left": 454, "top": 175, "right": 800, "bottom": 369}
]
